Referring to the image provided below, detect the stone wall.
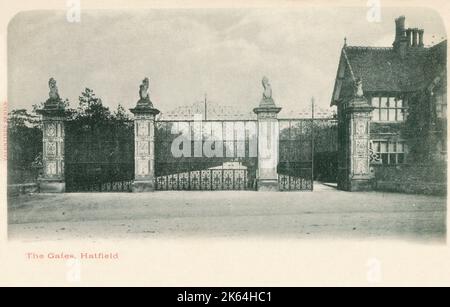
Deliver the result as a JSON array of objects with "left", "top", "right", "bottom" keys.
[
  {"left": 8, "top": 167, "right": 42, "bottom": 184},
  {"left": 8, "top": 183, "right": 39, "bottom": 196},
  {"left": 372, "top": 163, "right": 447, "bottom": 195}
]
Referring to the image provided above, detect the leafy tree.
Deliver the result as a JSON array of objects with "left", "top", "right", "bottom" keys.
[
  {"left": 64, "top": 89, "right": 134, "bottom": 190},
  {"left": 75, "top": 88, "right": 111, "bottom": 120},
  {"left": 8, "top": 109, "right": 40, "bottom": 131},
  {"left": 114, "top": 103, "right": 131, "bottom": 121},
  {"left": 7, "top": 109, "right": 43, "bottom": 183}
]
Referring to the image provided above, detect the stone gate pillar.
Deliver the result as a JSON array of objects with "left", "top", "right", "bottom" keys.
[
  {"left": 130, "top": 78, "right": 160, "bottom": 192},
  {"left": 253, "top": 77, "right": 281, "bottom": 191},
  {"left": 341, "top": 79, "right": 374, "bottom": 191},
  {"left": 36, "top": 78, "right": 66, "bottom": 193}
]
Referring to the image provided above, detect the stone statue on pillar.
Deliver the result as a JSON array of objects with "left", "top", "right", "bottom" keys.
[
  {"left": 48, "top": 77, "right": 60, "bottom": 101},
  {"left": 139, "top": 77, "right": 149, "bottom": 99},
  {"left": 262, "top": 76, "right": 272, "bottom": 99},
  {"left": 44, "top": 78, "right": 65, "bottom": 110},
  {"left": 136, "top": 77, "right": 154, "bottom": 108},
  {"left": 259, "top": 76, "right": 276, "bottom": 108},
  {"left": 354, "top": 78, "right": 364, "bottom": 98}
]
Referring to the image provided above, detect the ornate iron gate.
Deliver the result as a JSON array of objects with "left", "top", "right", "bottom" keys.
[
  {"left": 65, "top": 119, "right": 134, "bottom": 192},
  {"left": 155, "top": 120, "right": 257, "bottom": 190},
  {"left": 278, "top": 118, "right": 338, "bottom": 190},
  {"left": 278, "top": 119, "right": 314, "bottom": 191},
  {"left": 313, "top": 118, "right": 338, "bottom": 182}
]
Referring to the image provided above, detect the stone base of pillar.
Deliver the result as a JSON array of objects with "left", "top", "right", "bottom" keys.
[
  {"left": 347, "top": 179, "right": 372, "bottom": 192},
  {"left": 256, "top": 179, "right": 279, "bottom": 191},
  {"left": 132, "top": 180, "right": 155, "bottom": 192},
  {"left": 38, "top": 179, "right": 65, "bottom": 193}
]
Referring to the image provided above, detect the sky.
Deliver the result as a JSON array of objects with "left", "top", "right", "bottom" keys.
[{"left": 7, "top": 7, "right": 447, "bottom": 116}]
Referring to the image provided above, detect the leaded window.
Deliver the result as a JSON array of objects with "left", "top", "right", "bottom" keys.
[
  {"left": 371, "top": 96, "right": 407, "bottom": 122},
  {"left": 435, "top": 92, "right": 447, "bottom": 119},
  {"left": 371, "top": 140, "right": 407, "bottom": 165}
]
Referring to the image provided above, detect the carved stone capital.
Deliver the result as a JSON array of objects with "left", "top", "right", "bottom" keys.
[
  {"left": 253, "top": 106, "right": 282, "bottom": 120},
  {"left": 130, "top": 106, "right": 160, "bottom": 117},
  {"left": 345, "top": 96, "right": 373, "bottom": 114}
]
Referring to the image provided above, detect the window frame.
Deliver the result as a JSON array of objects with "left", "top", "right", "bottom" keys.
[
  {"left": 371, "top": 140, "right": 407, "bottom": 165},
  {"left": 370, "top": 95, "right": 408, "bottom": 122}
]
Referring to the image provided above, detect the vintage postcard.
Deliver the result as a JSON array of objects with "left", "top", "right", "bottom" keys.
[{"left": 0, "top": 0, "right": 449, "bottom": 287}]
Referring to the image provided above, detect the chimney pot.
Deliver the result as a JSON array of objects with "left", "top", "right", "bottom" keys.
[
  {"left": 412, "top": 28, "right": 419, "bottom": 47},
  {"left": 418, "top": 29, "right": 424, "bottom": 47},
  {"left": 406, "top": 28, "right": 412, "bottom": 47}
]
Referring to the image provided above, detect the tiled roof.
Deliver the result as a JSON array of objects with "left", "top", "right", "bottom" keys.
[
  {"left": 331, "top": 40, "right": 447, "bottom": 105},
  {"left": 343, "top": 46, "right": 429, "bottom": 92}
]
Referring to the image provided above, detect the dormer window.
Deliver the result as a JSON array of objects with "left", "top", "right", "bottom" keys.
[{"left": 371, "top": 96, "right": 407, "bottom": 122}]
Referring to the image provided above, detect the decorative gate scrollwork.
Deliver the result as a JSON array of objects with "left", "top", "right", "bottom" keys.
[
  {"left": 156, "top": 168, "right": 250, "bottom": 191},
  {"left": 278, "top": 119, "right": 314, "bottom": 191},
  {"left": 154, "top": 120, "right": 257, "bottom": 191}
]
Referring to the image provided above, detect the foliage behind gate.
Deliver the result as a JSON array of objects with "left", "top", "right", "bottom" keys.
[{"left": 64, "top": 89, "right": 134, "bottom": 192}]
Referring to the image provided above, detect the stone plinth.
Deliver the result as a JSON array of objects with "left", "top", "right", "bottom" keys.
[
  {"left": 130, "top": 102, "right": 160, "bottom": 192},
  {"left": 254, "top": 101, "right": 282, "bottom": 191},
  {"left": 341, "top": 96, "right": 374, "bottom": 191},
  {"left": 36, "top": 99, "right": 66, "bottom": 193}
]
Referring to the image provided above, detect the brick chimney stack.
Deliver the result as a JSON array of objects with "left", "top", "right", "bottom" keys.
[
  {"left": 393, "top": 16, "right": 426, "bottom": 55},
  {"left": 393, "top": 16, "right": 408, "bottom": 57},
  {"left": 393, "top": 16, "right": 406, "bottom": 49}
]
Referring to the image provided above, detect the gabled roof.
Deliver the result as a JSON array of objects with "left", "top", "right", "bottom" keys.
[{"left": 330, "top": 40, "right": 447, "bottom": 106}]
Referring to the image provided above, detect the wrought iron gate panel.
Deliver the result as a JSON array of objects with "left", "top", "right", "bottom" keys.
[
  {"left": 155, "top": 120, "right": 257, "bottom": 190},
  {"left": 313, "top": 119, "right": 338, "bottom": 182},
  {"left": 278, "top": 119, "right": 314, "bottom": 191},
  {"left": 211, "top": 170, "right": 223, "bottom": 190},
  {"left": 190, "top": 170, "right": 201, "bottom": 190},
  {"left": 65, "top": 119, "right": 134, "bottom": 192},
  {"left": 201, "top": 170, "right": 212, "bottom": 190}
]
